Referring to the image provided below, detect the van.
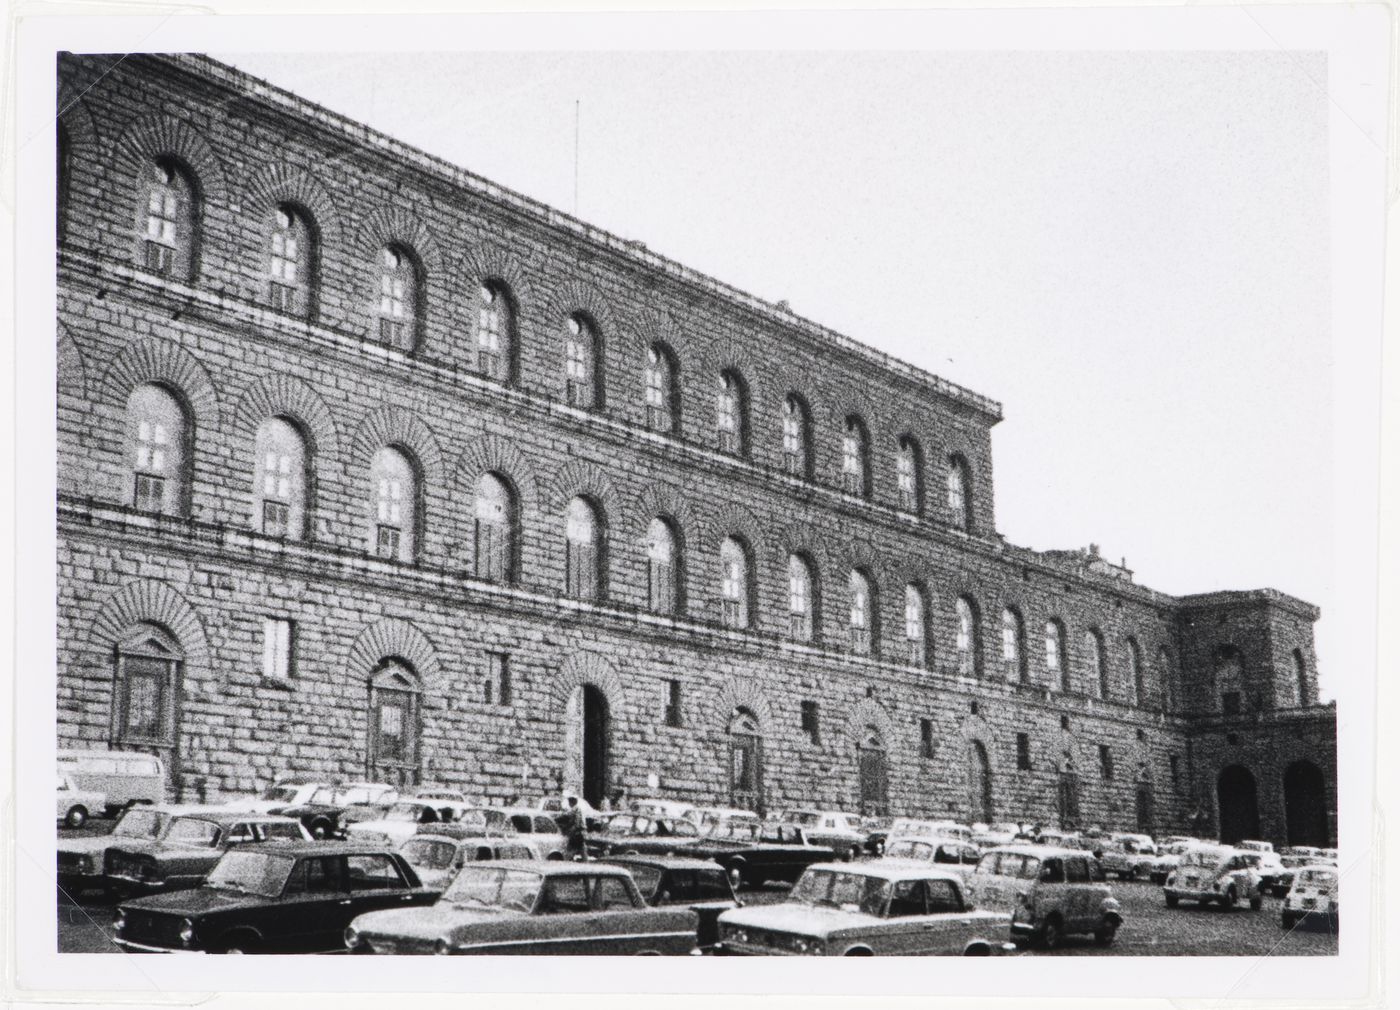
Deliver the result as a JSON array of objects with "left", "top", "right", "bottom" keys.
[{"left": 56, "top": 749, "right": 165, "bottom": 815}]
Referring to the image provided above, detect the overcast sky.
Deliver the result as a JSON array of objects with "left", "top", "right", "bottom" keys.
[{"left": 214, "top": 50, "right": 1334, "bottom": 696}]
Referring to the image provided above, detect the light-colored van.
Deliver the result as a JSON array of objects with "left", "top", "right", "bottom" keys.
[{"left": 56, "top": 749, "right": 164, "bottom": 815}]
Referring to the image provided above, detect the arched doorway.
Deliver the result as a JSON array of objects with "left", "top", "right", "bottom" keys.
[
  {"left": 1056, "top": 771, "right": 1081, "bottom": 830},
  {"left": 564, "top": 684, "right": 610, "bottom": 808},
  {"left": 1135, "top": 781, "right": 1155, "bottom": 836},
  {"left": 968, "top": 740, "right": 994, "bottom": 823},
  {"left": 112, "top": 623, "right": 185, "bottom": 794},
  {"left": 857, "top": 726, "right": 889, "bottom": 816},
  {"left": 728, "top": 708, "right": 763, "bottom": 814},
  {"left": 1216, "top": 764, "right": 1260, "bottom": 844},
  {"left": 1284, "top": 760, "right": 1329, "bottom": 847},
  {"left": 368, "top": 660, "right": 421, "bottom": 787}
]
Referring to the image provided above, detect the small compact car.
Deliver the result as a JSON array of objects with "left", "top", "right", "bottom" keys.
[
  {"left": 398, "top": 833, "right": 534, "bottom": 890},
  {"left": 104, "top": 812, "right": 311, "bottom": 898},
  {"left": 457, "top": 808, "right": 569, "bottom": 860},
  {"left": 686, "top": 820, "right": 837, "bottom": 889},
  {"left": 967, "top": 845, "right": 1123, "bottom": 949},
  {"left": 57, "top": 773, "right": 105, "bottom": 829},
  {"left": 881, "top": 835, "right": 982, "bottom": 870},
  {"left": 776, "top": 811, "right": 866, "bottom": 862},
  {"left": 222, "top": 780, "right": 332, "bottom": 815},
  {"left": 888, "top": 819, "right": 974, "bottom": 844},
  {"left": 59, "top": 803, "right": 220, "bottom": 897},
  {"left": 1281, "top": 864, "right": 1338, "bottom": 932},
  {"left": 112, "top": 842, "right": 440, "bottom": 953},
  {"left": 1164, "top": 845, "right": 1263, "bottom": 911},
  {"left": 1147, "top": 839, "right": 1202, "bottom": 884},
  {"left": 716, "top": 862, "right": 1015, "bottom": 956},
  {"left": 1099, "top": 834, "right": 1158, "bottom": 881},
  {"left": 585, "top": 814, "right": 703, "bottom": 858},
  {"left": 344, "top": 861, "right": 699, "bottom": 955},
  {"left": 601, "top": 855, "right": 740, "bottom": 950}
]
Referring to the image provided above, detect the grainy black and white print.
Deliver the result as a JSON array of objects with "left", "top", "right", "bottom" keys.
[{"left": 53, "top": 46, "right": 1341, "bottom": 963}]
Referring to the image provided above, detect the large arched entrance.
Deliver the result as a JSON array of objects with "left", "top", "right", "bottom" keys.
[
  {"left": 728, "top": 708, "right": 763, "bottom": 814},
  {"left": 968, "top": 740, "right": 994, "bottom": 824},
  {"left": 1216, "top": 764, "right": 1260, "bottom": 844},
  {"left": 1283, "top": 760, "right": 1329, "bottom": 847},
  {"left": 1135, "top": 782, "right": 1155, "bottom": 836},
  {"left": 857, "top": 726, "right": 889, "bottom": 816},
  {"left": 564, "top": 684, "right": 610, "bottom": 808}
]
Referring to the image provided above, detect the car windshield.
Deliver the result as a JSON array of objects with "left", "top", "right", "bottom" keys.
[
  {"left": 605, "top": 815, "right": 645, "bottom": 835},
  {"left": 790, "top": 869, "right": 890, "bottom": 916},
  {"left": 442, "top": 867, "right": 542, "bottom": 912},
  {"left": 1181, "top": 850, "right": 1228, "bottom": 868},
  {"left": 165, "top": 819, "right": 221, "bottom": 846},
  {"left": 261, "top": 785, "right": 302, "bottom": 803},
  {"left": 451, "top": 810, "right": 490, "bottom": 833},
  {"left": 977, "top": 852, "right": 1042, "bottom": 879},
  {"left": 401, "top": 838, "right": 457, "bottom": 870},
  {"left": 113, "top": 809, "right": 166, "bottom": 839},
  {"left": 206, "top": 851, "right": 297, "bottom": 897}
]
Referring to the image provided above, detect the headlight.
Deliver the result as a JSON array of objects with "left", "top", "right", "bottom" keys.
[
  {"left": 733, "top": 929, "right": 749, "bottom": 944},
  {"left": 179, "top": 918, "right": 195, "bottom": 946},
  {"left": 78, "top": 855, "right": 94, "bottom": 873},
  {"left": 112, "top": 911, "right": 126, "bottom": 933},
  {"left": 344, "top": 926, "right": 360, "bottom": 950},
  {"left": 435, "top": 938, "right": 452, "bottom": 956},
  {"left": 793, "top": 938, "right": 809, "bottom": 953}
]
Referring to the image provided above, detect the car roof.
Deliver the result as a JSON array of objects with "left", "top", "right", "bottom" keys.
[
  {"left": 886, "top": 834, "right": 971, "bottom": 847},
  {"left": 244, "top": 840, "right": 406, "bottom": 858},
  {"left": 600, "top": 855, "right": 727, "bottom": 872},
  {"left": 810, "top": 860, "right": 965, "bottom": 883},
  {"left": 172, "top": 812, "right": 302, "bottom": 827},
  {"left": 982, "top": 844, "right": 1092, "bottom": 858},
  {"left": 452, "top": 860, "right": 634, "bottom": 878}
]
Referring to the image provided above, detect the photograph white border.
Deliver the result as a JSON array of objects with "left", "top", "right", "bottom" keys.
[{"left": 9, "top": 4, "right": 1387, "bottom": 1003}]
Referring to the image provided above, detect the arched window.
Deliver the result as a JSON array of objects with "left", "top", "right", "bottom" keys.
[
  {"left": 565, "top": 496, "right": 604, "bottom": 601},
  {"left": 140, "top": 158, "right": 197, "bottom": 280},
  {"left": 376, "top": 245, "right": 418, "bottom": 351},
  {"left": 646, "top": 517, "right": 680, "bottom": 615},
  {"left": 474, "top": 472, "right": 516, "bottom": 584},
  {"left": 947, "top": 455, "right": 973, "bottom": 531},
  {"left": 1001, "top": 607, "right": 1026, "bottom": 683},
  {"left": 370, "top": 446, "right": 417, "bottom": 562},
  {"left": 896, "top": 436, "right": 924, "bottom": 514},
  {"left": 719, "top": 536, "right": 751, "bottom": 629},
  {"left": 267, "top": 205, "right": 315, "bottom": 317},
  {"left": 782, "top": 394, "right": 813, "bottom": 478},
  {"left": 842, "top": 416, "right": 871, "bottom": 498},
  {"left": 475, "top": 282, "right": 515, "bottom": 382},
  {"left": 1126, "top": 637, "right": 1144, "bottom": 707},
  {"left": 716, "top": 371, "right": 748, "bottom": 456},
  {"left": 565, "top": 314, "right": 600, "bottom": 409},
  {"left": 1293, "top": 649, "right": 1309, "bottom": 708},
  {"left": 644, "top": 345, "right": 679, "bottom": 435},
  {"left": 126, "top": 383, "right": 188, "bottom": 516},
  {"left": 787, "top": 554, "right": 815, "bottom": 642},
  {"left": 254, "top": 416, "right": 307, "bottom": 538},
  {"left": 904, "top": 584, "right": 928, "bottom": 668},
  {"left": 848, "top": 570, "right": 874, "bottom": 656},
  {"left": 112, "top": 623, "right": 182, "bottom": 748},
  {"left": 1082, "top": 629, "right": 1107, "bottom": 699},
  {"left": 368, "top": 660, "right": 421, "bottom": 787},
  {"left": 955, "top": 597, "right": 979, "bottom": 677},
  {"left": 1045, "top": 620, "right": 1067, "bottom": 691}
]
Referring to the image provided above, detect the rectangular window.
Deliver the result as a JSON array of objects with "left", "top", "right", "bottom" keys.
[
  {"left": 920, "top": 718, "right": 935, "bottom": 759},
  {"left": 800, "top": 700, "right": 820, "bottom": 744},
  {"left": 664, "top": 680, "right": 682, "bottom": 728},
  {"left": 1169, "top": 755, "right": 1180, "bottom": 789},
  {"left": 1099, "top": 744, "right": 1114, "bottom": 780},
  {"left": 1016, "top": 732, "right": 1032, "bottom": 771},
  {"left": 134, "top": 474, "right": 165, "bottom": 514},
  {"left": 486, "top": 652, "right": 510, "bottom": 706},
  {"left": 376, "top": 525, "right": 401, "bottom": 560},
  {"left": 261, "top": 618, "right": 294, "bottom": 681},
  {"left": 118, "top": 654, "right": 172, "bottom": 745},
  {"left": 262, "top": 500, "right": 290, "bottom": 537}
]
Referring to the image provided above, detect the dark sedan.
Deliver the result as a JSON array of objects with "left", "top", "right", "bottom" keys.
[
  {"left": 112, "top": 842, "right": 440, "bottom": 954},
  {"left": 600, "top": 855, "right": 740, "bottom": 950},
  {"left": 686, "top": 820, "right": 837, "bottom": 889},
  {"left": 584, "top": 814, "right": 704, "bottom": 858}
]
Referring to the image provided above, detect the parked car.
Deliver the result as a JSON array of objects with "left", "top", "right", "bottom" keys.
[
  {"left": 601, "top": 855, "right": 740, "bottom": 950},
  {"left": 345, "top": 861, "right": 699, "bottom": 954},
  {"left": 398, "top": 833, "right": 535, "bottom": 890},
  {"left": 1239, "top": 848, "right": 1290, "bottom": 897},
  {"left": 1238, "top": 839, "right": 1275, "bottom": 855},
  {"left": 57, "top": 773, "right": 105, "bottom": 829},
  {"left": 344, "top": 800, "right": 474, "bottom": 848},
  {"left": 970, "top": 823, "right": 1023, "bottom": 849},
  {"left": 460, "top": 807, "right": 568, "bottom": 860},
  {"left": 1164, "top": 845, "right": 1263, "bottom": 911},
  {"left": 967, "top": 845, "right": 1123, "bottom": 949},
  {"left": 888, "top": 819, "right": 973, "bottom": 844},
  {"left": 1281, "top": 864, "right": 1339, "bottom": 932},
  {"left": 687, "top": 819, "right": 837, "bottom": 889},
  {"left": 1148, "top": 839, "right": 1201, "bottom": 884},
  {"left": 859, "top": 816, "right": 895, "bottom": 856},
  {"left": 112, "top": 842, "right": 440, "bottom": 953},
  {"left": 777, "top": 811, "right": 865, "bottom": 861},
  {"left": 58, "top": 803, "right": 221, "bottom": 896},
  {"left": 1277, "top": 846, "right": 1328, "bottom": 896},
  {"left": 1099, "top": 834, "right": 1158, "bottom": 881},
  {"left": 585, "top": 814, "right": 703, "bottom": 858},
  {"left": 881, "top": 835, "right": 982, "bottom": 869},
  {"left": 682, "top": 806, "right": 760, "bottom": 832},
  {"left": 222, "top": 779, "right": 331, "bottom": 815},
  {"left": 104, "top": 812, "right": 311, "bottom": 898},
  {"left": 717, "top": 862, "right": 1015, "bottom": 956},
  {"left": 56, "top": 749, "right": 164, "bottom": 816}
]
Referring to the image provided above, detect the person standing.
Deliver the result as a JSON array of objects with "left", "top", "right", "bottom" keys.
[{"left": 562, "top": 795, "right": 588, "bottom": 859}]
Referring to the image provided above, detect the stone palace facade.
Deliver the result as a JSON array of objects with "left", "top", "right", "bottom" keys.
[{"left": 53, "top": 52, "right": 1337, "bottom": 846}]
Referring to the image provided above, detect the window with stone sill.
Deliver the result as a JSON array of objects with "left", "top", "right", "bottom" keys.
[
  {"left": 842, "top": 417, "right": 870, "bottom": 498},
  {"left": 127, "top": 384, "right": 186, "bottom": 517},
  {"left": 782, "top": 395, "right": 811, "bottom": 478},
  {"left": 564, "top": 315, "right": 598, "bottom": 409},
  {"left": 565, "top": 496, "right": 603, "bottom": 601},
  {"left": 896, "top": 436, "right": 924, "bottom": 514},
  {"left": 474, "top": 473, "right": 515, "bottom": 584},
  {"left": 788, "top": 554, "right": 814, "bottom": 642},
  {"left": 955, "top": 596, "right": 979, "bottom": 677},
  {"left": 476, "top": 283, "right": 513, "bottom": 382},
  {"left": 376, "top": 246, "right": 417, "bottom": 352},
  {"left": 140, "top": 159, "right": 195, "bottom": 280},
  {"left": 267, "top": 205, "right": 313, "bottom": 317},
  {"left": 904, "top": 584, "right": 927, "bottom": 669},
  {"left": 261, "top": 617, "right": 294, "bottom": 681},
  {"left": 719, "top": 536, "right": 750, "bottom": 629},
  {"left": 645, "top": 346, "right": 678, "bottom": 434},
  {"left": 849, "top": 570, "right": 873, "bottom": 656},
  {"left": 947, "top": 456, "right": 972, "bottom": 531},
  {"left": 646, "top": 517, "right": 680, "bottom": 615},
  {"left": 716, "top": 372, "right": 746, "bottom": 456}
]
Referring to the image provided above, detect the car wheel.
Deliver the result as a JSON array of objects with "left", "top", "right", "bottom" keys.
[
  {"left": 1221, "top": 886, "right": 1238, "bottom": 911},
  {"left": 1165, "top": 893, "right": 1179, "bottom": 908},
  {"left": 217, "top": 932, "right": 259, "bottom": 955},
  {"left": 1093, "top": 920, "right": 1118, "bottom": 946},
  {"left": 1040, "top": 916, "right": 1064, "bottom": 951},
  {"left": 1249, "top": 895, "right": 1263, "bottom": 911},
  {"left": 64, "top": 806, "right": 87, "bottom": 829},
  {"left": 843, "top": 947, "right": 873, "bottom": 956},
  {"left": 310, "top": 821, "right": 330, "bottom": 840}
]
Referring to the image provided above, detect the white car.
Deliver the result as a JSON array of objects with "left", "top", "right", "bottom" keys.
[
  {"left": 57, "top": 774, "right": 105, "bottom": 829},
  {"left": 1281, "top": 864, "right": 1338, "bottom": 931},
  {"left": 345, "top": 800, "right": 476, "bottom": 847},
  {"left": 1238, "top": 839, "right": 1275, "bottom": 854},
  {"left": 1164, "top": 845, "right": 1263, "bottom": 911},
  {"left": 223, "top": 780, "right": 329, "bottom": 814}
]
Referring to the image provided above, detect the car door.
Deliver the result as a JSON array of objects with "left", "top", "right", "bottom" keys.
[
  {"left": 1062, "top": 856, "right": 1092, "bottom": 931},
  {"left": 882, "top": 879, "right": 932, "bottom": 954},
  {"left": 345, "top": 853, "right": 421, "bottom": 919},
  {"left": 278, "top": 855, "right": 351, "bottom": 952},
  {"left": 530, "top": 874, "right": 597, "bottom": 953}
]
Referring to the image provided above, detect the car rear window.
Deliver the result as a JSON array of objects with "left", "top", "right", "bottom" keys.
[{"left": 166, "top": 818, "right": 220, "bottom": 846}]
